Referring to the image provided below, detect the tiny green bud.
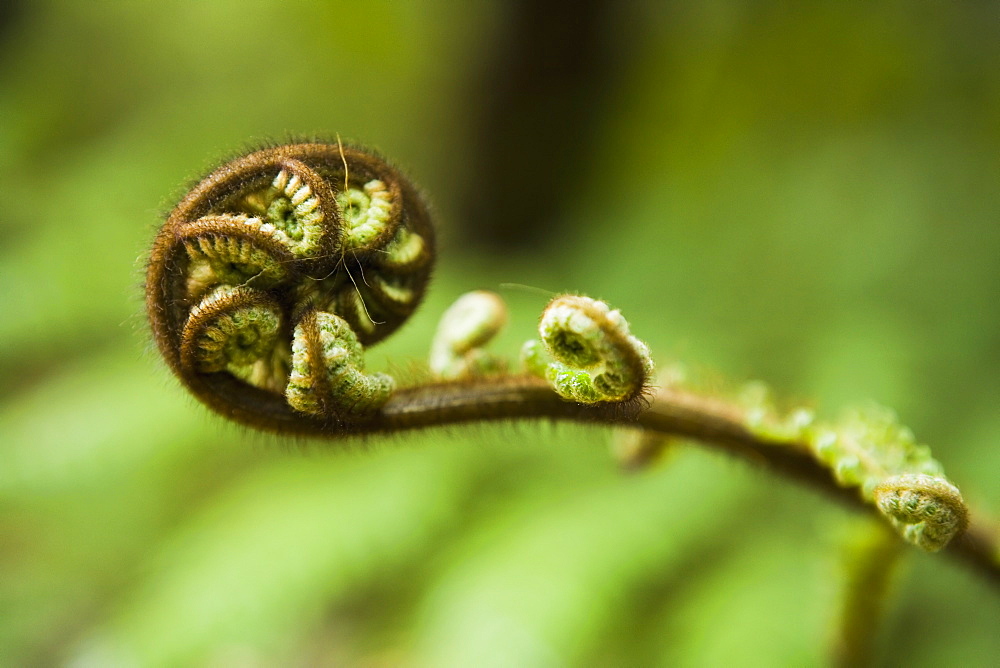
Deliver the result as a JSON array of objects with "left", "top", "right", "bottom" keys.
[
  {"left": 524, "top": 295, "right": 653, "bottom": 404},
  {"left": 813, "top": 430, "right": 840, "bottom": 463},
  {"left": 286, "top": 310, "right": 395, "bottom": 417},
  {"left": 804, "top": 406, "right": 967, "bottom": 551},
  {"left": 337, "top": 179, "right": 395, "bottom": 251},
  {"left": 835, "top": 455, "right": 864, "bottom": 486},
  {"left": 429, "top": 291, "right": 508, "bottom": 379},
  {"left": 520, "top": 339, "right": 548, "bottom": 377},
  {"left": 874, "top": 474, "right": 967, "bottom": 552},
  {"left": 260, "top": 162, "right": 334, "bottom": 257},
  {"left": 179, "top": 285, "right": 288, "bottom": 394}
]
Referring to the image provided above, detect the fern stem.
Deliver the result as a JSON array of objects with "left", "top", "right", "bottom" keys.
[
  {"left": 831, "top": 521, "right": 902, "bottom": 667},
  {"left": 247, "top": 374, "right": 1000, "bottom": 591}
]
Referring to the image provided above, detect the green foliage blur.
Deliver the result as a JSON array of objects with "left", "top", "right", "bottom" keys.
[{"left": 1, "top": 2, "right": 998, "bottom": 665}]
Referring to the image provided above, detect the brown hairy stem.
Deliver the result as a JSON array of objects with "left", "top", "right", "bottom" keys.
[
  {"left": 246, "top": 374, "right": 1000, "bottom": 590},
  {"left": 147, "top": 142, "right": 999, "bottom": 595}
]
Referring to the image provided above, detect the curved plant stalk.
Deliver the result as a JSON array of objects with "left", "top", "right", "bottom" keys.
[
  {"left": 830, "top": 521, "right": 903, "bottom": 667},
  {"left": 146, "top": 142, "right": 1000, "bottom": 593}
]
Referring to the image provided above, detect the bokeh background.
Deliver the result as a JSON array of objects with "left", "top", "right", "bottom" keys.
[{"left": 2, "top": 1, "right": 999, "bottom": 665}]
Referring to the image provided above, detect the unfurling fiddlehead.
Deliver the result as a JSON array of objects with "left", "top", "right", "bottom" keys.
[
  {"left": 522, "top": 295, "right": 654, "bottom": 404},
  {"left": 146, "top": 140, "right": 996, "bottom": 585},
  {"left": 429, "top": 291, "right": 508, "bottom": 380},
  {"left": 741, "top": 396, "right": 969, "bottom": 551},
  {"left": 806, "top": 407, "right": 968, "bottom": 551},
  {"left": 873, "top": 474, "right": 967, "bottom": 552},
  {"left": 146, "top": 142, "right": 434, "bottom": 429}
]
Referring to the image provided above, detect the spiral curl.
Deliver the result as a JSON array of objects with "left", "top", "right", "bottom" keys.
[
  {"left": 146, "top": 143, "right": 434, "bottom": 428},
  {"left": 796, "top": 406, "right": 970, "bottom": 551},
  {"left": 142, "top": 148, "right": 996, "bottom": 576},
  {"left": 286, "top": 311, "right": 395, "bottom": 417},
  {"left": 522, "top": 295, "right": 654, "bottom": 404},
  {"left": 873, "top": 474, "right": 968, "bottom": 552}
]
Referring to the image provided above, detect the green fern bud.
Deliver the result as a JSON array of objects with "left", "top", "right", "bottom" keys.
[
  {"left": 286, "top": 310, "right": 394, "bottom": 417},
  {"left": 523, "top": 295, "right": 653, "bottom": 404},
  {"left": 179, "top": 285, "right": 289, "bottom": 394},
  {"left": 429, "top": 291, "right": 508, "bottom": 379},
  {"left": 803, "top": 407, "right": 968, "bottom": 551},
  {"left": 874, "top": 474, "right": 968, "bottom": 552}
]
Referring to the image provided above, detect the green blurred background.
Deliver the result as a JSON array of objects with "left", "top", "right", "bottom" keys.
[{"left": 1, "top": 1, "right": 998, "bottom": 665}]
